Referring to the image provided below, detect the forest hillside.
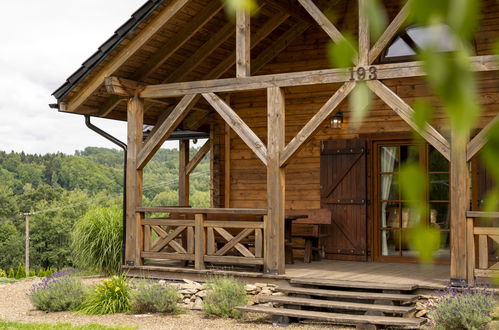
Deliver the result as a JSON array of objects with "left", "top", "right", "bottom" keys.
[{"left": 0, "top": 145, "right": 210, "bottom": 272}]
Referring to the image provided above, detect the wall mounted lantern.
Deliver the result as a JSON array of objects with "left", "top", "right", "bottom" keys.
[{"left": 331, "top": 112, "right": 344, "bottom": 129}]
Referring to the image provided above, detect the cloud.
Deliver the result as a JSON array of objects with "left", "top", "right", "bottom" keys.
[{"left": 0, "top": 0, "right": 178, "bottom": 154}]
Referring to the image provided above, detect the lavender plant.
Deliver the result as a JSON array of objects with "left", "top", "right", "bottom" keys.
[
  {"left": 425, "top": 285, "right": 496, "bottom": 330},
  {"left": 29, "top": 268, "right": 86, "bottom": 312},
  {"left": 202, "top": 276, "right": 247, "bottom": 318},
  {"left": 129, "top": 280, "right": 180, "bottom": 314}
]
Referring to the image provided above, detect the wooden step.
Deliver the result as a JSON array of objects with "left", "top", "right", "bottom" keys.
[
  {"left": 279, "top": 286, "right": 419, "bottom": 302},
  {"left": 236, "top": 305, "right": 426, "bottom": 327},
  {"left": 260, "top": 296, "right": 416, "bottom": 314},
  {"left": 290, "top": 278, "right": 418, "bottom": 291}
]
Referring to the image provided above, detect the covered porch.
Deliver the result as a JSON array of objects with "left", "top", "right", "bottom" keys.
[{"left": 124, "top": 258, "right": 449, "bottom": 290}]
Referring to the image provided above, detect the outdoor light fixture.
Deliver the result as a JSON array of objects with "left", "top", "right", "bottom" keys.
[{"left": 331, "top": 112, "right": 344, "bottom": 129}]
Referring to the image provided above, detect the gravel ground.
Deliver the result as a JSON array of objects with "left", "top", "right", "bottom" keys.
[{"left": 0, "top": 278, "right": 350, "bottom": 330}]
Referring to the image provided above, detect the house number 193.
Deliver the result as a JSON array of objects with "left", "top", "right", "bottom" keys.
[{"left": 349, "top": 66, "right": 377, "bottom": 81}]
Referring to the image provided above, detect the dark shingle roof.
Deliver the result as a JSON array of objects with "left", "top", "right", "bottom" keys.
[{"left": 52, "top": 0, "right": 166, "bottom": 101}]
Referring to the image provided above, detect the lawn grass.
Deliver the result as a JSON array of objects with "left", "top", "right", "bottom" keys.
[
  {"left": 0, "top": 278, "right": 19, "bottom": 285},
  {"left": 0, "top": 321, "right": 136, "bottom": 330}
]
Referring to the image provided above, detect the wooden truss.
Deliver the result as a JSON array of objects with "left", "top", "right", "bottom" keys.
[{"left": 103, "top": 0, "right": 498, "bottom": 276}]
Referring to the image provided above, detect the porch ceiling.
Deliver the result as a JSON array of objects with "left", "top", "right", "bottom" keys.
[{"left": 51, "top": 0, "right": 349, "bottom": 127}]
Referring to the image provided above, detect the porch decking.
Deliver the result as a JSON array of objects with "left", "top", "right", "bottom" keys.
[
  {"left": 125, "top": 259, "right": 449, "bottom": 290},
  {"left": 286, "top": 260, "right": 449, "bottom": 290}
]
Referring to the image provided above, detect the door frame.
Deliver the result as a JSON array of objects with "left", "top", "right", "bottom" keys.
[{"left": 367, "top": 135, "right": 451, "bottom": 264}]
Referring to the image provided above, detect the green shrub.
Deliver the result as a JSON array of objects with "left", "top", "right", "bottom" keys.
[
  {"left": 426, "top": 285, "right": 496, "bottom": 330},
  {"left": 72, "top": 206, "right": 122, "bottom": 275},
  {"left": 80, "top": 274, "right": 130, "bottom": 315},
  {"left": 202, "top": 276, "right": 247, "bottom": 318},
  {"left": 130, "top": 280, "right": 179, "bottom": 314},
  {"left": 29, "top": 268, "right": 87, "bottom": 312},
  {"left": 44, "top": 268, "right": 53, "bottom": 277},
  {"left": 0, "top": 269, "right": 6, "bottom": 277},
  {"left": 7, "top": 268, "right": 15, "bottom": 278},
  {"left": 37, "top": 268, "right": 45, "bottom": 277},
  {"left": 29, "top": 270, "right": 35, "bottom": 277},
  {"left": 15, "top": 264, "right": 26, "bottom": 279}
]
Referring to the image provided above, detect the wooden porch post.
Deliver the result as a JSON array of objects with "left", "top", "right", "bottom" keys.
[
  {"left": 450, "top": 127, "right": 470, "bottom": 281},
  {"left": 265, "top": 87, "right": 285, "bottom": 274},
  {"left": 126, "top": 95, "right": 144, "bottom": 266},
  {"left": 179, "top": 139, "right": 190, "bottom": 206}
]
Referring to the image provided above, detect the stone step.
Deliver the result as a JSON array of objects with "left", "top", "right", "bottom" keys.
[
  {"left": 279, "top": 286, "right": 419, "bottom": 302},
  {"left": 290, "top": 278, "right": 418, "bottom": 291},
  {"left": 260, "top": 295, "right": 416, "bottom": 314},
  {"left": 235, "top": 305, "right": 426, "bottom": 327}
]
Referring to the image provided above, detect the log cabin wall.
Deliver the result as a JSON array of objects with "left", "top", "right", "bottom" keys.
[{"left": 212, "top": 0, "right": 499, "bottom": 215}]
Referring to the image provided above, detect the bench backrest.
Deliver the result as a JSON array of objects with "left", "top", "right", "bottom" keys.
[{"left": 286, "top": 209, "right": 332, "bottom": 224}]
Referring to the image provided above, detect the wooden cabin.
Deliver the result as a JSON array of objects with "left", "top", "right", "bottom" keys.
[{"left": 52, "top": 0, "right": 498, "bottom": 287}]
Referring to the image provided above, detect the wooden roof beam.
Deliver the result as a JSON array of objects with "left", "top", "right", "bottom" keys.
[
  {"left": 236, "top": 9, "right": 251, "bottom": 77},
  {"left": 467, "top": 114, "right": 499, "bottom": 161},
  {"left": 137, "top": 94, "right": 198, "bottom": 169},
  {"left": 368, "top": 1, "right": 409, "bottom": 64},
  {"left": 64, "top": 0, "right": 190, "bottom": 113},
  {"left": 137, "top": 55, "right": 498, "bottom": 98},
  {"left": 280, "top": 82, "right": 355, "bottom": 167},
  {"left": 366, "top": 80, "right": 451, "bottom": 160},
  {"left": 162, "top": 22, "right": 236, "bottom": 83},
  {"left": 202, "top": 92, "right": 268, "bottom": 165},
  {"left": 97, "top": 0, "right": 224, "bottom": 116},
  {"left": 297, "top": 0, "right": 350, "bottom": 54},
  {"left": 185, "top": 139, "right": 211, "bottom": 175}
]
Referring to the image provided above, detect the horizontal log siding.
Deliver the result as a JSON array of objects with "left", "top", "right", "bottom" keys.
[{"left": 209, "top": 0, "right": 498, "bottom": 208}]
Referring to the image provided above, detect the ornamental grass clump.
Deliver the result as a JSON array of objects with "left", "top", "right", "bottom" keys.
[
  {"left": 29, "top": 268, "right": 86, "bottom": 312},
  {"left": 202, "top": 276, "right": 247, "bottom": 318},
  {"left": 129, "top": 280, "right": 180, "bottom": 314},
  {"left": 426, "top": 285, "right": 496, "bottom": 330},
  {"left": 72, "top": 206, "right": 122, "bottom": 275},
  {"left": 80, "top": 274, "right": 130, "bottom": 315}
]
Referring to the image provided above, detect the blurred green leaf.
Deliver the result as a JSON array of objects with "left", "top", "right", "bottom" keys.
[
  {"left": 448, "top": 0, "right": 480, "bottom": 39},
  {"left": 407, "top": 0, "right": 448, "bottom": 25},
  {"left": 364, "top": 0, "right": 387, "bottom": 41},
  {"left": 327, "top": 34, "right": 358, "bottom": 68},
  {"left": 494, "top": 41, "right": 499, "bottom": 58},
  {"left": 413, "top": 101, "right": 433, "bottom": 133},
  {"left": 408, "top": 223, "right": 441, "bottom": 264},
  {"left": 481, "top": 121, "right": 499, "bottom": 213},
  {"left": 349, "top": 81, "right": 371, "bottom": 129},
  {"left": 419, "top": 48, "right": 479, "bottom": 140},
  {"left": 223, "top": 0, "right": 258, "bottom": 18}
]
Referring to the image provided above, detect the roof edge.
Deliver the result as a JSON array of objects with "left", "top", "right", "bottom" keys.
[{"left": 52, "top": 0, "right": 166, "bottom": 101}]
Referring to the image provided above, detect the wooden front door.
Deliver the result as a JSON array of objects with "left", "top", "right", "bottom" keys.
[{"left": 320, "top": 139, "right": 368, "bottom": 261}]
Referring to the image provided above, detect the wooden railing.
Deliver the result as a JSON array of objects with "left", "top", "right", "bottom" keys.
[
  {"left": 466, "top": 211, "right": 499, "bottom": 284},
  {"left": 137, "top": 207, "right": 267, "bottom": 271}
]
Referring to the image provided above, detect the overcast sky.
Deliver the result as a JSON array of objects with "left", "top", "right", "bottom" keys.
[{"left": 0, "top": 0, "right": 179, "bottom": 154}]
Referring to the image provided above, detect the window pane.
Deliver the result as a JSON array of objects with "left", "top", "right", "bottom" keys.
[
  {"left": 386, "top": 37, "right": 416, "bottom": 57},
  {"left": 429, "top": 173, "right": 449, "bottom": 201},
  {"left": 430, "top": 203, "right": 450, "bottom": 229},
  {"left": 380, "top": 174, "right": 398, "bottom": 200},
  {"left": 429, "top": 146, "right": 449, "bottom": 172},
  {"left": 400, "top": 145, "right": 419, "bottom": 164},
  {"left": 382, "top": 202, "right": 401, "bottom": 228},
  {"left": 381, "top": 230, "right": 400, "bottom": 256},
  {"left": 401, "top": 207, "right": 420, "bottom": 228},
  {"left": 380, "top": 146, "right": 398, "bottom": 172},
  {"left": 401, "top": 230, "right": 416, "bottom": 257},
  {"left": 407, "top": 24, "right": 455, "bottom": 52}
]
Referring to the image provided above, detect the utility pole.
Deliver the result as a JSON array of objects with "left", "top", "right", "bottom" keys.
[{"left": 23, "top": 213, "right": 31, "bottom": 277}]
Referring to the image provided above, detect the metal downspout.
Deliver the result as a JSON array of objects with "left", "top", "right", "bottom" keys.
[{"left": 84, "top": 115, "right": 127, "bottom": 273}]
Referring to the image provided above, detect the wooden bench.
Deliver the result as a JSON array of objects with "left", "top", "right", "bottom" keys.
[{"left": 286, "top": 209, "right": 332, "bottom": 263}]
